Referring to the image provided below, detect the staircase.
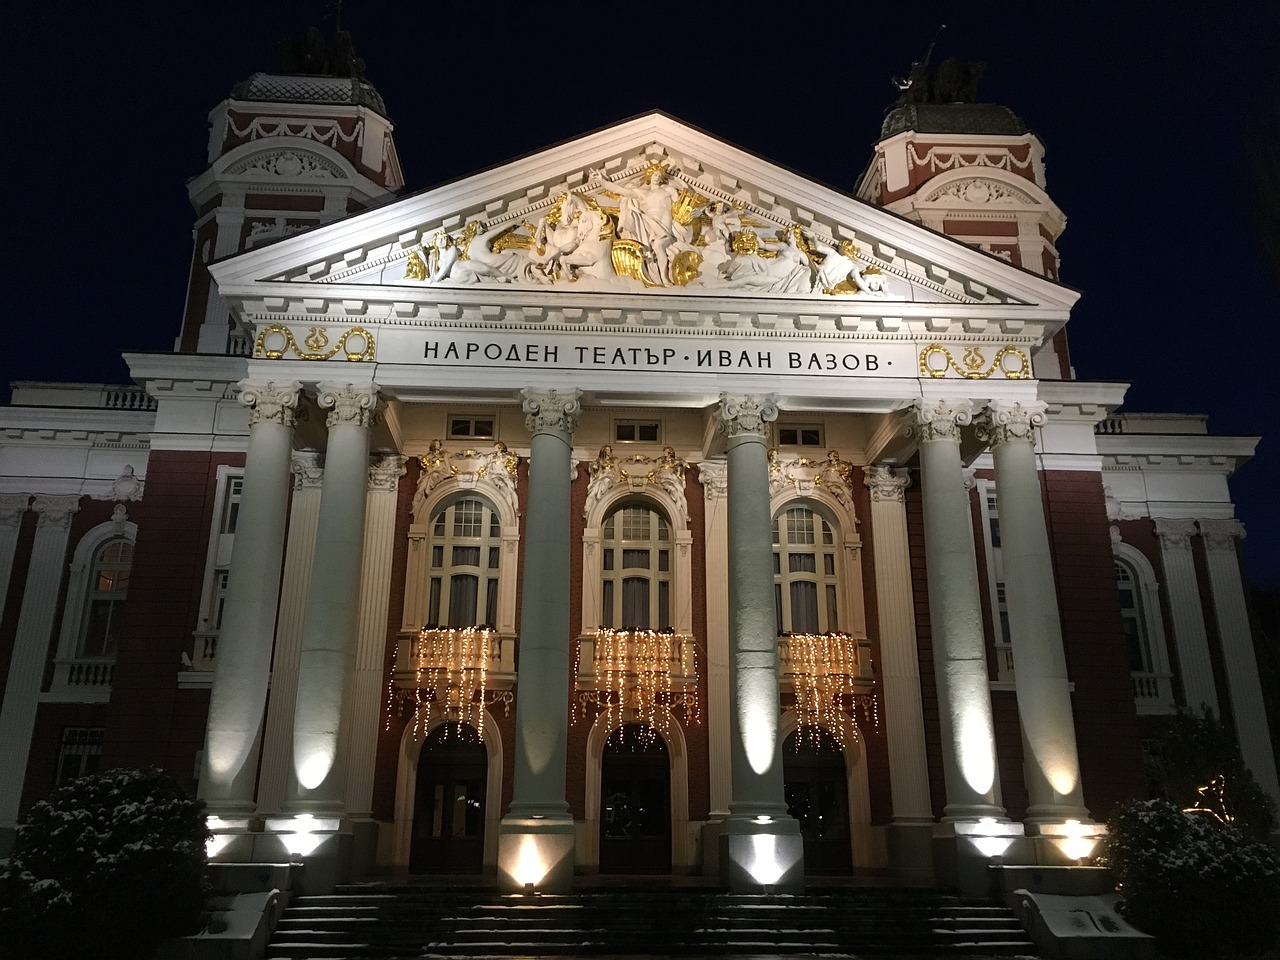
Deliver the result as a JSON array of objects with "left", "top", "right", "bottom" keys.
[{"left": 265, "top": 881, "right": 1036, "bottom": 958}]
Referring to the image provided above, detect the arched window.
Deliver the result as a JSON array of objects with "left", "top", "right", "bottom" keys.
[
  {"left": 773, "top": 505, "right": 840, "bottom": 635},
  {"left": 427, "top": 497, "right": 502, "bottom": 628},
  {"left": 600, "top": 503, "right": 672, "bottom": 630},
  {"left": 80, "top": 538, "right": 133, "bottom": 658},
  {"left": 1116, "top": 559, "right": 1151, "bottom": 672}
]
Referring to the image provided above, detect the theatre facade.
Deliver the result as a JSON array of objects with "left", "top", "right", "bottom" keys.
[{"left": 0, "top": 71, "right": 1272, "bottom": 893}]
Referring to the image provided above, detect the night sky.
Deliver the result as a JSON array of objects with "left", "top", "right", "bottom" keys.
[{"left": 5, "top": 2, "right": 1277, "bottom": 584}]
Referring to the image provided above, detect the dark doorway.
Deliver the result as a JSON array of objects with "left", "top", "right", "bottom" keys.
[
  {"left": 411, "top": 723, "right": 486, "bottom": 874},
  {"left": 783, "top": 727, "right": 852, "bottom": 874},
  {"left": 600, "top": 723, "right": 671, "bottom": 874}
]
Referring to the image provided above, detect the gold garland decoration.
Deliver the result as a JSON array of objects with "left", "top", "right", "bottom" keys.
[
  {"left": 918, "top": 343, "right": 1030, "bottom": 380},
  {"left": 254, "top": 323, "right": 376, "bottom": 362}
]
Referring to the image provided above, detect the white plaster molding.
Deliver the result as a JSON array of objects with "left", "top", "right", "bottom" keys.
[
  {"left": 584, "top": 444, "right": 689, "bottom": 527},
  {"left": 237, "top": 380, "right": 301, "bottom": 427},
  {"left": 521, "top": 388, "right": 581, "bottom": 438},
  {"left": 717, "top": 393, "right": 778, "bottom": 440}
]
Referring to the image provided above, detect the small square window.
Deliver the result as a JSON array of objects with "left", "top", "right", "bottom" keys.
[
  {"left": 777, "top": 424, "right": 824, "bottom": 447},
  {"left": 448, "top": 416, "right": 495, "bottom": 440},
  {"left": 615, "top": 419, "right": 660, "bottom": 443}
]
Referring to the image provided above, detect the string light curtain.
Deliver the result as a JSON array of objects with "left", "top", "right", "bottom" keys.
[
  {"left": 387, "top": 626, "right": 493, "bottom": 739},
  {"left": 576, "top": 628, "right": 699, "bottom": 737},
  {"left": 785, "top": 631, "right": 867, "bottom": 748}
]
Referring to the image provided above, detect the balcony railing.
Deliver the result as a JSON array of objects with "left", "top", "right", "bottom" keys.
[
  {"left": 47, "top": 657, "right": 114, "bottom": 702},
  {"left": 1132, "top": 671, "right": 1176, "bottom": 715},
  {"left": 575, "top": 629, "right": 700, "bottom": 734}
]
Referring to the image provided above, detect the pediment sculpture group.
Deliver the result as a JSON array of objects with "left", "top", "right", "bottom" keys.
[{"left": 405, "top": 162, "right": 889, "bottom": 297}]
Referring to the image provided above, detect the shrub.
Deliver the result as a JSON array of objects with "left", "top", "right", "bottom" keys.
[
  {"left": 1105, "top": 798, "right": 1280, "bottom": 956},
  {"left": 1144, "top": 707, "right": 1277, "bottom": 838},
  {"left": 0, "top": 768, "right": 209, "bottom": 960}
]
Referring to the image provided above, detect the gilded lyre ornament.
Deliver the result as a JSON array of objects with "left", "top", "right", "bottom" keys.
[
  {"left": 254, "top": 323, "right": 376, "bottom": 362},
  {"left": 918, "top": 343, "right": 1030, "bottom": 380}
]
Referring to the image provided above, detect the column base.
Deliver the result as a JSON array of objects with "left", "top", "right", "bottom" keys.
[
  {"left": 1024, "top": 817, "right": 1106, "bottom": 864},
  {"left": 887, "top": 820, "right": 936, "bottom": 882},
  {"left": 496, "top": 815, "right": 576, "bottom": 894},
  {"left": 932, "top": 819, "right": 1029, "bottom": 897},
  {"left": 719, "top": 815, "right": 804, "bottom": 893}
]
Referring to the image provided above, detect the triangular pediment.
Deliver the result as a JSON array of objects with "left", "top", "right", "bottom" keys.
[{"left": 211, "top": 112, "right": 1077, "bottom": 319}]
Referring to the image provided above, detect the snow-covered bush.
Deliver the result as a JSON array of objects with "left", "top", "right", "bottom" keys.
[
  {"left": 1105, "top": 798, "right": 1280, "bottom": 957},
  {"left": 0, "top": 768, "right": 209, "bottom": 960}
]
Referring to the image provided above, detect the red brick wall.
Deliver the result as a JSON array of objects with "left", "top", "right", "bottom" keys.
[
  {"left": 1042, "top": 471, "right": 1147, "bottom": 818},
  {"left": 103, "top": 451, "right": 246, "bottom": 783}
]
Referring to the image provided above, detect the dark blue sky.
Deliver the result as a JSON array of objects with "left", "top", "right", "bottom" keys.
[{"left": 5, "top": 2, "right": 1277, "bottom": 584}]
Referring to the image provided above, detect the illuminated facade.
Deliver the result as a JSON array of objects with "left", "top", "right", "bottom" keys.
[{"left": 0, "top": 71, "right": 1272, "bottom": 894}]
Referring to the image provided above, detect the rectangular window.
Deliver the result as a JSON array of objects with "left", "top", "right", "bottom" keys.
[
  {"left": 488, "top": 547, "right": 500, "bottom": 570},
  {"left": 777, "top": 424, "right": 823, "bottom": 447},
  {"left": 658, "top": 581, "right": 670, "bottom": 632},
  {"left": 774, "top": 584, "right": 784, "bottom": 635},
  {"left": 449, "top": 416, "right": 495, "bottom": 440},
  {"left": 622, "top": 578, "right": 650, "bottom": 629},
  {"left": 823, "top": 554, "right": 835, "bottom": 576},
  {"left": 658, "top": 550, "right": 669, "bottom": 573},
  {"left": 428, "top": 577, "right": 442, "bottom": 626},
  {"left": 789, "top": 553, "right": 817, "bottom": 573},
  {"left": 615, "top": 419, "right": 660, "bottom": 443},
  {"left": 212, "top": 570, "right": 230, "bottom": 630},
  {"left": 485, "top": 579, "right": 499, "bottom": 627},
  {"left": 622, "top": 549, "right": 650, "bottom": 569},
  {"left": 431, "top": 545, "right": 444, "bottom": 568},
  {"left": 57, "top": 727, "right": 103, "bottom": 785},
  {"left": 601, "top": 580, "right": 614, "bottom": 628},
  {"left": 220, "top": 477, "right": 244, "bottom": 534},
  {"left": 826, "top": 585, "right": 839, "bottom": 633},
  {"left": 453, "top": 501, "right": 483, "bottom": 537},
  {"left": 452, "top": 546, "right": 481, "bottom": 567},
  {"left": 448, "top": 574, "right": 479, "bottom": 627},
  {"left": 790, "top": 581, "right": 819, "bottom": 634}
]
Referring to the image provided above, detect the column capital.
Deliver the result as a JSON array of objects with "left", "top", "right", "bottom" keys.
[
  {"left": 975, "top": 400, "right": 1047, "bottom": 447},
  {"left": 291, "top": 450, "right": 325, "bottom": 489},
  {"left": 1153, "top": 518, "right": 1198, "bottom": 551},
  {"left": 31, "top": 494, "right": 80, "bottom": 529},
  {"left": 864, "top": 465, "right": 910, "bottom": 503},
  {"left": 1199, "top": 518, "right": 1245, "bottom": 551},
  {"left": 907, "top": 398, "right": 973, "bottom": 443},
  {"left": 698, "top": 459, "right": 728, "bottom": 500},
  {"left": 317, "top": 382, "right": 380, "bottom": 429},
  {"left": 238, "top": 380, "right": 302, "bottom": 428},
  {"left": 368, "top": 454, "right": 407, "bottom": 491},
  {"left": 521, "top": 388, "right": 581, "bottom": 439},
  {"left": 717, "top": 393, "right": 778, "bottom": 442},
  {"left": 0, "top": 494, "right": 30, "bottom": 529}
]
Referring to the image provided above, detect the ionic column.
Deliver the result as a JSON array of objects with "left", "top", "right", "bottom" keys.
[
  {"left": 865, "top": 467, "right": 934, "bottom": 871},
  {"left": 254, "top": 452, "right": 324, "bottom": 814},
  {"left": 287, "top": 383, "right": 379, "bottom": 813},
  {"left": 1153, "top": 519, "right": 1219, "bottom": 715},
  {"left": 0, "top": 495, "right": 31, "bottom": 633},
  {"left": 200, "top": 381, "right": 300, "bottom": 816},
  {"left": 910, "top": 399, "right": 1005, "bottom": 820},
  {"left": 497, "top": 388, "right": 580, "bottom": 893},
  {"left": 718, "top": 393, "right": 803, "bottom": 893},
  {"left": 978, "top": 401, "right": 1088, "bottom": 823},
  {"left": 698, "top": 461, "right": 732, "bottom": 818},
  {"left": 1199, "top": 519, "right": 1280, "bottom": 800},
  {"left": 0, "top": 495, "right": 79, "bottom": 836},
  {"left": 343, "top": 454, "right": 407, "bottom": 818}
]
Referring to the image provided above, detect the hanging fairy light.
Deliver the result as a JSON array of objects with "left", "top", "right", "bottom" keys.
[
  {"left": 785, "top": 631, "right": 865, "bottom": 748},
  {"left": 384, "top": 626, "right": 493, "bottom": 740},
  {"left": 576, "top": 628, "right": 699, "bottom": 738}
]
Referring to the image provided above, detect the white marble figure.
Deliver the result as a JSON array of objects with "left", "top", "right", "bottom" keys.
[
  {"left": 723, "top": 229, "right": 813, "bottom": 293},
  {"left": 589, "top": 164, "right": 695, "bottom": 286},
  {"left": 529, "top": 194, "right": 612, "bottom": 283},
  {"left": 697, "top": 202, "right": 741, "bottom": 284}
]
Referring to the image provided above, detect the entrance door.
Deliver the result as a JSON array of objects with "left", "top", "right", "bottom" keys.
[
  {"left": 783, "top": 728, "right": 852, "bottom": 874},
  {"left": 410, "top": 723, "right": 486, "bottom": 874},
  {"left": 600, "top": 723, "right": 671, "bottom": 874}
]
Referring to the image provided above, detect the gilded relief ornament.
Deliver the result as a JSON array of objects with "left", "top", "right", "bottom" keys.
[
  {"left": 412, "top": 440, "right": 518, "bottom": 521},
  {"left": 585, "top": 444, "right": 689, "bottom": 524},
  {"left": 769, "top": 449, "right": 856, "bottom": 510},
  {"left": 400, "top": 162, "right": 892, "bottom": 297}
]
